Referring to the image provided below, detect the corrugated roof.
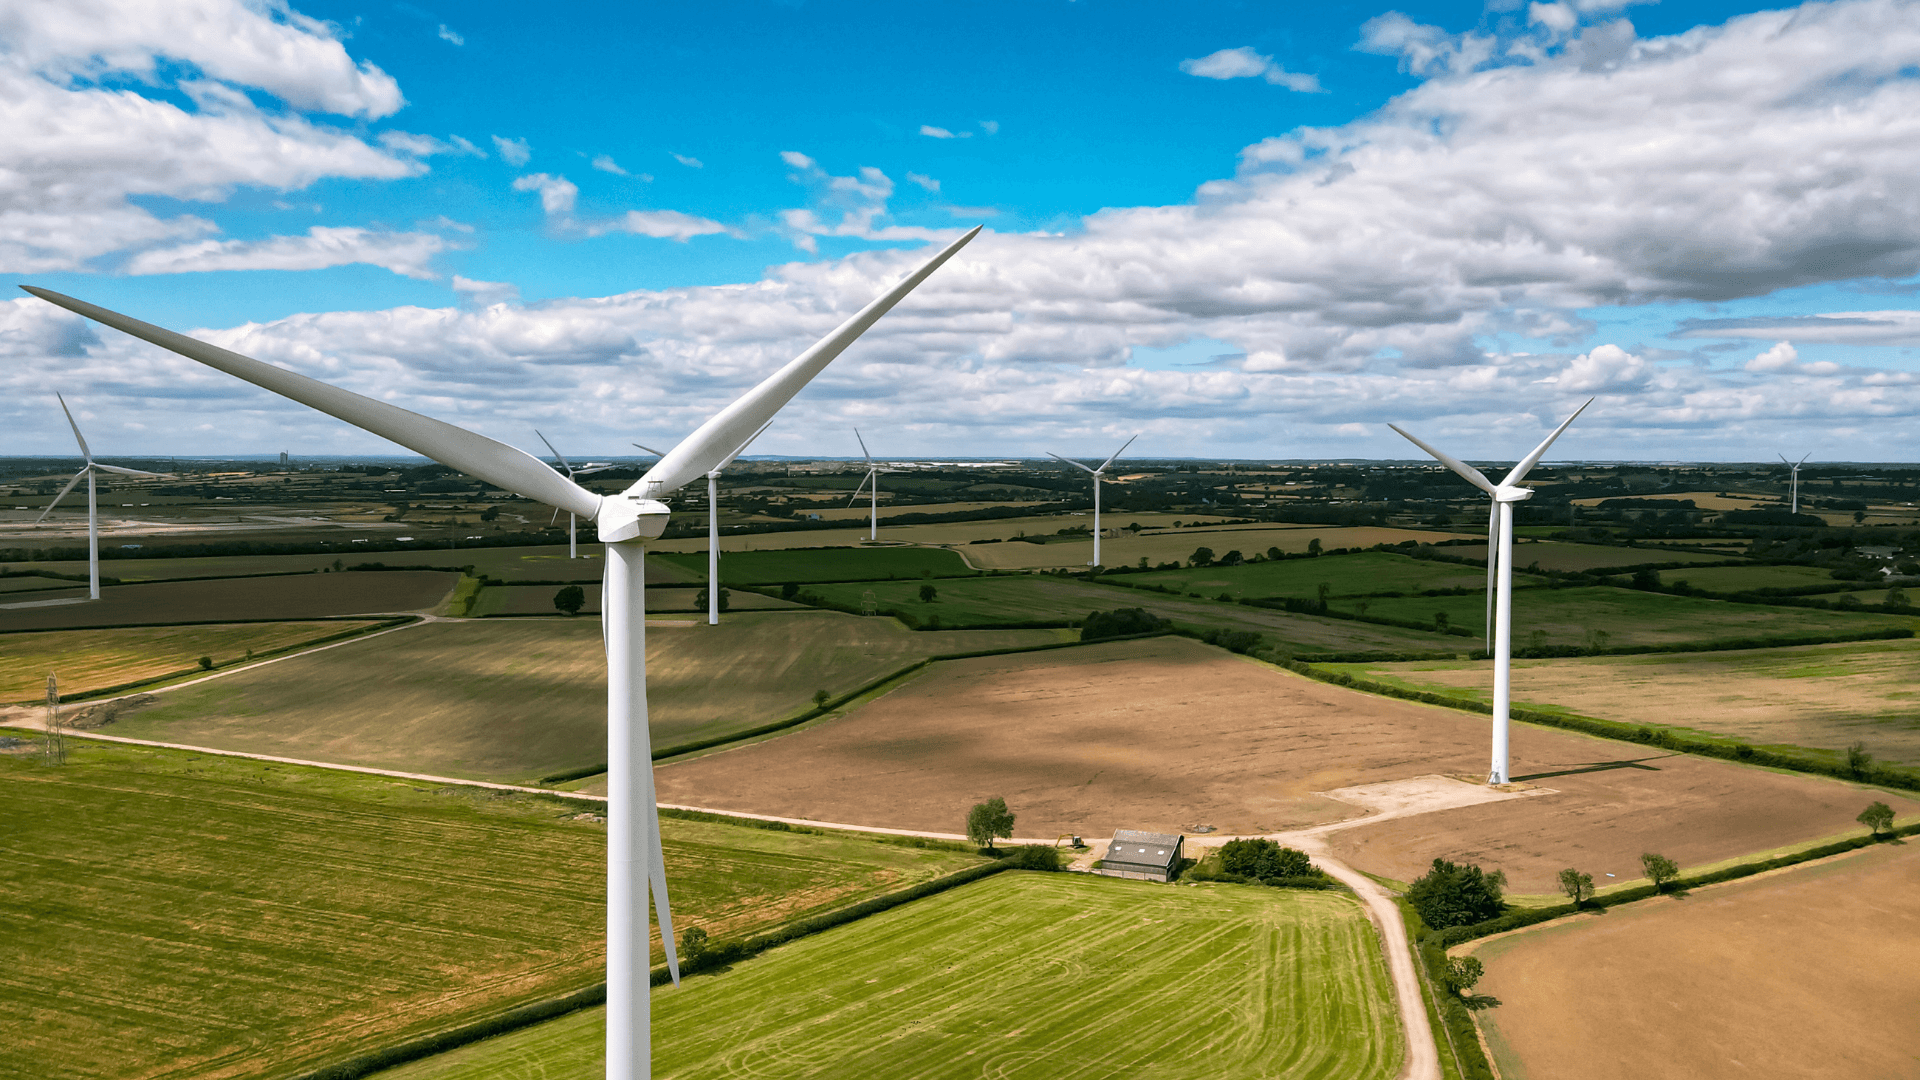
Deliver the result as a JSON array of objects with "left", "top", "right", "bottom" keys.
[{"left": 1104, "top": 829, "right": 1183, "bottom": 871}]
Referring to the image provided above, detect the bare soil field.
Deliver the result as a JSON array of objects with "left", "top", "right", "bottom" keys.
[
  {"left": 654, "top": 636, "right": 1914, "bottom": 890},
  {"left": 1443, "top": 541, "right": 1734, "bottom": 572},
  {"left": 1467, "top": 841, "right": 1920, "bottom": 1080},
  {"left": 1343, "top": 638, "right": 1920, "bottom": 765},
  {"left": 0, "top": 571, "right": 457, "bottom": 630},
  {"left": 467, "top": 584, "right": 801, "bottom": 616},
  {"left": 105, "top": 613, "right": 1067, "bottom": 783},
  {"left": 0, "top": 621, "right": 384, "bottom": 701}
]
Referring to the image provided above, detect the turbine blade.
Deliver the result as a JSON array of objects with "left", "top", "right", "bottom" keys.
[
  {"left": 536, "top": 429, "right": 574, "bottom": 474},
  {"left": 19, "top": 287, "right": 601, "bottom": 520},
  {"left": 718, "top": 418, "right": 775, "bottom": 473},
  {"left": 635, "top": 227, "right": 980, "bottom": 494},
  {"left": 632, "top": 443, "right": 668, "bottom": 458},
  {"left": 1046, "top": 451, "right": 1098, "bottom": 475},
  {"left": 848, "top": 470, "right": 872, "bottom": 507},
  {"left": 1387, "top": 424, "right": 1498, "bottom": 496},
  {"left": 56, "top": 393, "right": 92, "bottom": 463},
  {"left": 1780, "top": 454, "right": 1791, "bottom": 467},
  {"left": 35, "top": 469, "right": 86, "bottom": 523},
  {"left": 645, "top": 767, "right": 680, "bottom": 986},
  {"left": 549, "top": 505, "right": 561, "bottom": 527},
  {"left": 1096, "top": 433, "right": 1139, "bottom": 474},
  {"left": 1799, "top": 453, "right": 1810, "bottom": 466},
  {"left": 1485, "top": 499, "right": 1498, "bottom": 648},
  {"left": 854, "top": 428, "right": 873, "bottom": 465},
  {"left": 1500, "top": 398, "right": 1593, "bottom": 487},
  {"left": 90, "top": 463, "right": 163, "bottom": 478}
]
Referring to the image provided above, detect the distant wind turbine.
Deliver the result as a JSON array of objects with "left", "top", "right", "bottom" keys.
[
  {"left": 1048, "top": 434, "right": 1137, "bottom": 567},
  {"left": 537, "top": 431, "right": 616, "bottom": 558},
  {"left": 1390, "top": 400, "right": 1591, "bottom": 786},
  {"left": 848, "top": 429, "right": 895, "bottom": 542},
  {"left": 695, "top": 423, "right": 768, "bottom": 625},
  {"left": 37, "top": 394, "right": 164, "bottom": 600},
  {"left": 1780, "top": 453, "right": 1810, "bottom": 515},
  {"left": 18, "top": 223, "right": 978, "bottom": 1080}
]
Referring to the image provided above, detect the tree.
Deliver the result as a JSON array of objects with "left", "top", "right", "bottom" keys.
[
  {"left": 1190, "top": 546, "right": 1216, "bottom": 567},
  {"left": 781, "top": 582, "right": 800, "bottom": 600},
  {"left": 1433, "top": 611, "right": 1450, "bottom": 631},
  {"left": 1218, "top": 549, "right": 1244, "bottom": 567},
  {"left": 1558, "top": 868, "right": 1594, "bottom": 907},
  {"left": 1307, "top": 537, "right": 1323, "bottom": 556},
  {"left": 1846, "top": 741, "right": 1873, "bottom": 778},
  {"left": 1887, "top": 586, "right": 1911, "bottom": 609},
  {"left": 1316, "top": 582, "right": 1331, "bottom": 609},
  {"left": 197, "top": 656, "right": 214, "bottom": 670},
  {"left": 812, "top": 689, "right": 831, "bottom": 709},
  {"left": 1267, "top": 547, "right": 1282, "bottom": 561},
  {"left": 1219, "top": 838, "right": 1313, "bottom": 879},
  {"left": 1641, "top": 852, "right": 1680, "bottom": 892},
  {"left": 919, "top": 583, "right": 938, "bottom": 603},
  {"left": 553, "top": 584, "right": 586, "bottom": 616},
  {"left": 480, "top": 506, "right": 499, "bottom": 522},
  {"left": 966, "top": 797, "right": 1015, "bottom": 852},
  {"left": 1854, "top": 510, "right": 1867, "bottom": 525},
  {"left": 1442, "top": 955, "right": 1484, "bottom": 996},
  {"left": 694, "top": 587, "right": 731, "bottom": 613},
  {"left": 1081, "top": 608, "right": 1172, "bottom": 642},
  {"left": 679, "top": 926, "right": 710, "bottom": 968},
  {"left": 1631, "top": 568, "right": 1661, "bottom": 590},
  {"left": 1858, "top": 800, "right": 1895, "bottom": 838},
  {"left": 1407, "top": 858, "right": 1507, "bottom": 929}
]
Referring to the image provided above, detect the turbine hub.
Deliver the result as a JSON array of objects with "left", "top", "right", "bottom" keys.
[
  {"left": 597, "top": 495, "right": 671, "bottom": 543},
  {"left": 1493, "top": 485, "right": 1534, "bottom": 504}
]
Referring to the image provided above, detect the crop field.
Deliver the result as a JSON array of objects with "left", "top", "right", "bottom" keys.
[
  {"left": 0, "top": 620, "right": 385, "bottom": 701},
  {"left": 1467, "top": 841, "right": 1920, "bottom": 1080},
  {"left": 378, "top": 873, "right": 1402, "bottom": 1080},
  {"left": 0, "top": 571, "right": 459, "bottom": 631},
  {"left": 956, "top": 525, "right": 1481, "bottom": 571},
  {"left": 466, "top": 584, "right": 800, "bottom": 617},
  {"left": 11, "top": 544, "right": 598, "bottom": 584},
  {"left": 1570, "top": 490, "right": 1768, "bottom": 512},
  {"left": 1650, "top": 563, "right": 1840, "bottom": 592},
  {"left": 1441, "top": 541, "right": 1735, "bottom": 572},
  {"left": 0, "top": 736, "right": 607, "bottom": 1080},
  {"left": 105, "top": 613, "right": 1067, "bottom": 783},
  {"left": 657, "top": 636, "right": 1919, "bottom": 892},
  {"left": 1127, "top": 550, "right": 1543, "bottom": 598},
  {"left": 1327, "top": 637, "right": 1920, "bottom": 765},
  {"left": 1326, "top": 586, "right": 1914, "bottom": 650},
  {"left": 652, "top": 545, "right": 975, "bottom": 584},
  {"left": 801, "top": 575, "right": 1458, "bottom": 654},
  {"left": 641, "top": 512, "right": 1243, "bottom": 555}
]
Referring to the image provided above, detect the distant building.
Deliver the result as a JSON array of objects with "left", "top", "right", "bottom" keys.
[
  {"left": 1097, "top": 829, "right": 1184, "bottom": 882},
  {"left": 279, "top": 451, "right": 289, "bottom": 468}
]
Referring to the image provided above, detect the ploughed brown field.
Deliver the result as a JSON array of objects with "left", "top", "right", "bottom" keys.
[
  {"left": 1467, "top": 841, "right": 1920, "bottom": 1080},
  {"left": 655, "top": 636, "right": 1918, "bottom": 892},
  {"left": 0, "top": 571, "right": 457, "bottom": 630}
]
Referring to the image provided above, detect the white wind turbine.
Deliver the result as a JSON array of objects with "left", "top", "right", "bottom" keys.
[
  {"left": 847, "top": 429, "right": 894, "bottom": 541},
  {"left": 1389, "top": 400, "right": 1591, "bottom": 786},
  {"left": 537, "top": 431, "right": 617, "bottom": 558},
  {"left": 20, "top": 224, "right": 977, "bottom": 1079},
  {"left": 36, "top": 394, "right": 164, "bottom": 600},
  {"left": 637, "top": 423, "right": 769, "bottom": 627},
  {"left": 1047, "top": 434, "right": 1137, "bottom": 568},
  {"left": 1780, "top": 453, "right": 1810, "bottom": 515}
]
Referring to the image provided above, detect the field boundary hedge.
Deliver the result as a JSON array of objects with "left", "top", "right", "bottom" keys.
[{"left": 1267, "top": 651, "right": 1920, "bottom": 792}]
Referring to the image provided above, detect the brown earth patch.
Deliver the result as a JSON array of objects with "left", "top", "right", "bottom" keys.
[
  {"left": 0, "top": 571, "right": 455, "bottom": 630},
  {"left": 1467, "top": 840, "right": 1920, "bottom": 1080},
  {"left": 656, "top": 636, "right": 1919, "bottom": 893}
]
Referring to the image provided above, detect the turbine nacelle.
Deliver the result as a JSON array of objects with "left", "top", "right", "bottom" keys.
[
  {"left": 597, "top": 495, "right": 671, "bottom": 543},
  {"left": 1493, "top": 485, "right": 1535, "bottom": 504}
]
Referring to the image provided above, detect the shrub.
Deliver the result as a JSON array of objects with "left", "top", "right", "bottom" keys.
[
  {"left": 1005, "top": 844, "right": 1063, "bottom": 871},
  {"left": 1219, "top": 838, "right": 1313, "bottom": 879},
  {"left": 1846, "top": 741, "right": 1873, "bottom": 778},
  {"left": 197, "top": 656, "right": 213, "bottom": 671},
  {"left": 1080, "top": 607, "right": 1172, "bottom": 641},
  {"left": 1407, "top": 858, "right": 1507, "bottom": 929}
]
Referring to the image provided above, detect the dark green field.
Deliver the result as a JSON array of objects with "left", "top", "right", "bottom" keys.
[
  {"left": 1128, "top": 550, "right": 1542, "bottom": 598},
  {"left": 466, "top": 584, "right": 801, "bottom": 616},
  {"left": 653, "top": 545, "right": 976, "bottom": 585},
  {"left": 1654, "top": 563, "right": 1847, "bottom": 593},
  {"left": 372, "top": 873, "right": 1402, "bottom": 1080}
]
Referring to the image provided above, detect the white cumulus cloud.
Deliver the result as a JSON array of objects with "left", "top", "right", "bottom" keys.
[
  {"left": 492, "top": 136, "right": 532, "bottom": 166},
  {"left": 123, "top": 227, "right": 449, "bottom": 279},
  {"left": 1179, "top": 46, "right": 1324, "bottom": 92}
]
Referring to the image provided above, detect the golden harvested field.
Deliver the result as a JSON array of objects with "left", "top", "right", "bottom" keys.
[
  {"left": 0, "top": 621, "right": 384, "bottom": 701},
  {"left": 955, "top": 525, "right": 1480, "bottom": 571},
  {"left": 0, "top": 572, "right": 457, "bottom": 631},
  {"left": 1467, "top": 841, "right": 1920, "bottom": 1080},
  {"left": 1335, "top": 638, "right": 1920, "bottom": 765},
  {"left": 105, "top": 613, "right": 1068, "bottom": 783},
  {"left": 1571, "top": 490, "right": 1768, "bottom": 511},
  {"left": 1443, "top": 541, "right": 1734, "bottom": 572},
  {"left": 653, "top": 636, "right": 1912, "bottom": 890}
]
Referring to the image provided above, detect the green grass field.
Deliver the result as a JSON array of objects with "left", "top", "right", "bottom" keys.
[
  {"left": 1650, "top": 563, "right": 1842, "bottom": 593},
  {"left": 12, "top": 544, "right": 600, "bottom": 584},
  {"left": 1441, "top": 541, "right": 1737, "bottom": 572},
  {"left": 803, "top": 574, "right": 1462, "bottom": 655},
  {"left": 104, "top": 613, "right": 1070, "bottom": 782},
  {"left": 0, "top": 620, "right": 386, "bottom": 700},
  {"left": 466, "top": 584, "right": 801, "bottom": 617},
  {"left": 1128, "top": 550, "right": 1542, "bottom": 598},
  {"left": 371, "top": 873, "right": 1402, "bottom": 1080},
  {"left": 1326, "top": 586, "right": 1914, "bottom": 649},
  {"left": 653, "top": 546, "right": 976, "bottom": 584}
]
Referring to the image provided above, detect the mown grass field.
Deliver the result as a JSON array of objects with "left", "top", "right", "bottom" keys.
[
  {"left": 802, "top": 575, "right": 1460, "bottom": 654},
  {"left": 106, "top": 613, "right": 1070, "bottom": 782},
  {"left": 373, "top": 873, "right": 1402, "bottom": 1080},
  {"left": 0, "top": 620, "right": 388, "bottom": 701},
  {"left": 1128, "top": 550, "right": 1542, "bottom": 598},
  {"left": 1326, "top": 635, "right": 1920, "bottom": 765},
  {"left": 1652, "top": 563, "right": 1840, "bottom": 592},
  {"left": 0, "top": 571, "right": 459, "bottom": 631},
  {"left": 652, "top": 545, "right": 976, "bottom": 584},
  {"left": 1326, "top": 586, "right": 1913, "bottom": 649},
  {"left": 1441, "top": 541, "right": 1736, "bottom": 572}
]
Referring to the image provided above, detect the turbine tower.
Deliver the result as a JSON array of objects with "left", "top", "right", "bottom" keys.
[
  {"left": 537, "top": 431, "right": 616, "bottom": 558},
  {"left": 1047, "top": 434, "right": 1137, "bottom": 567},
  {"left": 848, "top": 429, "right": 893, "bottom": 541},
  {"left": 1780, "top": 453, "right": 1809, "bottom": 514},
  {"left": 37, "top": 394, "right": 164, "bottom": 600},
  {"left": 19, "top": 224, "right": 978, "bottom": 1080},
  {"left": 1390, "top": 400, "right": 1591, "bottom": 786}
]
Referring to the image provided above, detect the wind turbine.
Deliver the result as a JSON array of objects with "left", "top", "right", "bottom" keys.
[
  {"left": 1780, "top": 453, "right": 1809, "bottom": 514},
  {"left": 847, "top": 429, "right": 894, "bottom": 541},
  {"left": 1389, "top": 400, "right": 1591, "bottom": 786},
  {"left": 37, "top": 394, "right": 164, "bottom": 600},
  {"left": 1047, "top": 434, "right": 1137, "bottom": 567},
  {"left": 18, "top": 223, "right": 978, "bottom": 1079},
  {"left": 537, "top": 431, "right": 617, "bottom": 558}
]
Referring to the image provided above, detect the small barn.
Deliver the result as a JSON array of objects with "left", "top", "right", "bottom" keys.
[{"left": 1097, "top": 829, "right": 1185, "bottom": 882}]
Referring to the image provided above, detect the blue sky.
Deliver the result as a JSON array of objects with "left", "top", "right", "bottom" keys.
[{"left": 6, "top": 0, "right": 1920, "bottom": 463}]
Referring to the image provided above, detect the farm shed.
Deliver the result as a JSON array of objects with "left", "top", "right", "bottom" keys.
[{"left": 1098, "top": 829, "right": 1185, "bottom": 882}]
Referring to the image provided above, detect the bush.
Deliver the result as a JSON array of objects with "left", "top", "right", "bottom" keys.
[
  {"left": 1407, "top": 858, "right": 1507, "bottom": 929},
  {"left": 1219, "top": 838, "right": 1313, "bottom": 879},
  {"left": 196, "top": 656, "right": 213, "bottom": 670},
  {"left": 1005, "top": 844, "right": 1063, "bottom": 871},
  {"left": 1080, "top": 607, "right": 1172, "bottom": 641}
]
